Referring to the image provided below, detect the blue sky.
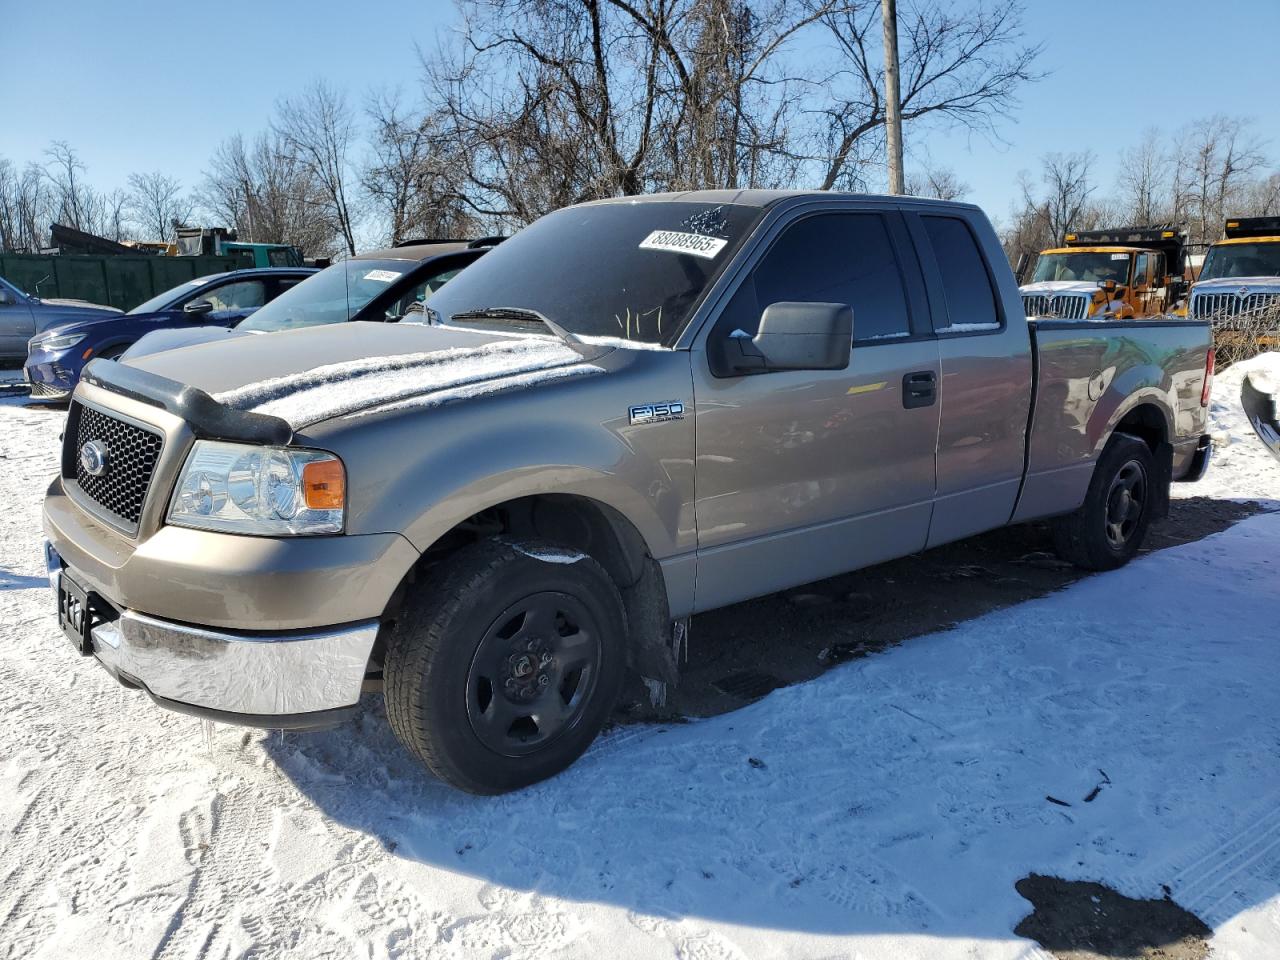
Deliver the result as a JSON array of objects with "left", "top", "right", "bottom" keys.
[{"left": 3, "top": 0, "right": 1277, "bottom": 230}]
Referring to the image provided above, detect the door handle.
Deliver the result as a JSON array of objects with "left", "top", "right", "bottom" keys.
[{"left": 902, "top": 370, "right": 937, "bottom": 409}]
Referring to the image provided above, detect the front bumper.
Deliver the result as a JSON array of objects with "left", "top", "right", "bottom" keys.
[
  {"left": 47, "top": 541, "right": 378, "bottom": 727},
  {"left": 23, "top": 351, "right": 77, "bottom": 399}
]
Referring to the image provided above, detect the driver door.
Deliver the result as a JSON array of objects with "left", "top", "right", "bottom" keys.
[{"left": 689, "top": 208, "right": 941, "bottom": 612}]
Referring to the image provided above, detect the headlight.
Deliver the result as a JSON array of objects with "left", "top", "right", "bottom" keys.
[
  {"left": 33, "top": 332, "right": 87, "bottom": 351},
  {"left": 168, "top": 440, "right": 345, "bottom": 535}
]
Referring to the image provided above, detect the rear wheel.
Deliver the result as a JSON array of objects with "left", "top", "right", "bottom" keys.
[
  {"left": 383, "top": 538, "right": 626, "bottom": 794},
  {"left": 1052, "top": 433, "right": 1156, "bottom": 571}
]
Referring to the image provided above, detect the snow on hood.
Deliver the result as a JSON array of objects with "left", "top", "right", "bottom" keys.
[
  {"left": 1019, "top": 280, "right": 1103, "bottom": 296},
  {"left": 213, "top": 337, "right": 602, "bottom": 427}
]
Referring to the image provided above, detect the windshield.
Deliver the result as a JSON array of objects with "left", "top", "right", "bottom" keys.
[
  {"left": 238, "top": 258, "right": 414, "bottom": 332},
  {"left": 421, "top": 201, "right": 762, "bottom": 346},
  {"left": 1200, "top": 242, "right": 1280, "bottom": 280},
  {"left": 1031, "top": 252, "right": 1132, "bottom": 285},
  {"left": 127, "top": 277, "right": 212, "bottom": 315}
]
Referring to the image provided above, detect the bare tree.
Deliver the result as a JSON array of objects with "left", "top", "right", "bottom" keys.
[
  {"left": 905, "top": 162, "right": 968, "bottom": 199},
  {"left": 1116, "top": 128, "right": 1171, "bottom": 225},
  {"left": 197, "top": 131, "right": 336, "bottom": 257},
  {"left": 1173, "top": 115, "right": 1267, "bottom": 245},
  {"left": 44, "top": 141, "right": 93, "bottom": 229},
  {"left": 0, "top": 158, "right": 52, "bottom": 251},
  {"left": 1001, "top": 151, "right": 1096, "bottom": 268},
  {"left": 814, "top": 0, "right": 1042, "bottom": 190},
  {"left": 126, "top": 171, "right": 192, "bottom": 242},
  {"left": 362, "top": 89, "right": 478, "bottom": 243},
  {"left": 274, "top": 80, "right": 361, "bottom": 256}
]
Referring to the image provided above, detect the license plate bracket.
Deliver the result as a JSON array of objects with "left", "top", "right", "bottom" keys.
[{"left": 57, "top": 569, "right": 94, "bottom": 656}]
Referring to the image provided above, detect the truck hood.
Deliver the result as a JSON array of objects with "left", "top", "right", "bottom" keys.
[
  {"left": 1192, "top": 276, "right": 1280, "bottom": 293},
  {"left": 1019, "top": 281, "right": 1104, "bottom": 296},
  {"left": 123, "top": 321, "right": 627, "bottom": 429}
]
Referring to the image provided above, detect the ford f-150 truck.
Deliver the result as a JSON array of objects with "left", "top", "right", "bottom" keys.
[{"left": 43, "top": 191, "right": 1214, "bottom": 794}]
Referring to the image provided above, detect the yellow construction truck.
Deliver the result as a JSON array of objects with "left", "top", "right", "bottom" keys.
[
  {"left": 1184, "top": 217, "right": 1280, "bottom": 318},
  {"left": 1019, "top": 225, "right": 1188, "bottom": 320}
]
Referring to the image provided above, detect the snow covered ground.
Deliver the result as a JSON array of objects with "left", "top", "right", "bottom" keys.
[{"left": 1, "top": 360, "right": 1278, "bottom": 960}]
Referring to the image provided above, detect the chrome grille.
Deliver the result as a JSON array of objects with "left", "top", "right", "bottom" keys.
[
  {"left": 66, "top": 402, "right": 164, "bottom": 533},
  {"left": 1022, "top": 293, "right": 1088, "bottom": 320},
  {"left": 1190, "top": 291, "right": 1280, "bottom": 320}
]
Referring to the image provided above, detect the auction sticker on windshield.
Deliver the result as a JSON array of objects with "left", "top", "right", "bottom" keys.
[
  {"left": 363, "top": 269, "right": 401, "bottom": 282},
  {"left": 639, "top": 230, "right": 727, "bottom": 260}
]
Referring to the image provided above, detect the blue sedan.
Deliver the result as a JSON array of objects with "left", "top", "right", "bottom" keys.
[{"left": 23, "top": 266, "right": 315, "bottom": 400}]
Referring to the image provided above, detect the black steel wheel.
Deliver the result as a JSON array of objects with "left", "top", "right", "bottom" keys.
[
  {"left": 384, "top": 539, "right": 626, "bottom": 794},
  {"left": 465, "top": 592, "right": 602, "bottom": 757},
  {"left": 1052, "top": 432, "right": 1157, "bottom": 571}
]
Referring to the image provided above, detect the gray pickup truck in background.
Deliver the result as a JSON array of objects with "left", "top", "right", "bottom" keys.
[{"left": 43, "top": 191, "right": 1214, "bottom": 793}]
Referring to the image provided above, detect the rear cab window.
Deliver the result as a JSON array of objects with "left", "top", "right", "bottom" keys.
[{"left": 920, "top": 215, "right": 1003, "bottom": 334}]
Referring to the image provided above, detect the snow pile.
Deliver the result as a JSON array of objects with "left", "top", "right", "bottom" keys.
[
  {"left": 1176, "top": 350, "right": 1280, "bottom": 503},
  {"left": 213, "top": 339, "right": 595, "bottom": 428}
]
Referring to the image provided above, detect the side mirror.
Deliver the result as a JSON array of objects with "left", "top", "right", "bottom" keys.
[
  {"left": 1103, "top": 279, "right": 1117, "bottom": 293},
  {"left": 184, "top": 299, "right": 214, "bottom": 317},
  {"left": 726, "top": 302, "right": 853, "bottom": 374}
]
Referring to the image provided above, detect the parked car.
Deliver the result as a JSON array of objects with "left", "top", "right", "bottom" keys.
[
  {"left": 43, "top": 191, "right": 1214, "bottom": 795},
  {"left": 0, "top": 274, "right": 119, "bottom": 364},
  {"left": 23, "top": 267, "right": 315, "bottom": 399},
  {"left": 120, "top": 239, "right": 499, "bottom": 361}
]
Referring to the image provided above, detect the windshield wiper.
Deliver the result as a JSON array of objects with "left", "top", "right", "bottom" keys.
[{"left": 447, "top": 306, "right": 600, "bottom": 358}]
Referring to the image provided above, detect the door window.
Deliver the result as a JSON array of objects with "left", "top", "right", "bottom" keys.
[
  {"left": 716, "top": 212, "right": 913, "bottom": 345},
  {"left": 390, "top": 267, "right": 465, "bottom": 321},
  {"left": 921, "top": 216, "right": 1001, "bottom": 332},
  {"left": 1133, "top": 253, "right": 1149, "bottom": 287},
  {"left": 203, "top": 280, "right": 266, "bottom": 311}
]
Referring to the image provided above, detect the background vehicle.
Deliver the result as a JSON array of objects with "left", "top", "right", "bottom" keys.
[
  {"left": 43, "top": 192, "right": 1212, "bottom": 795},
  {"left": 23, "top": 267, "right": 314, "bottom": 399},
  {"left": 1019, "top": 225, "right": 1187, "bottom": 320},
  {"left": 120, "top": 238, "right": 499, "bottom": 361},
  {"left": 0, "top": 274, "right": 119, "bottom": 363},
  {"left": 175, "top": 226, "right": 306, "bottom": 268}
]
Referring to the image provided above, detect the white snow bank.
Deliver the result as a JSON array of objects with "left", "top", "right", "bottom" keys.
[
  {"left": 1175, "top": 350, "right": 1280, "bottom": 503},
  {"left": 213, "top": 339, "right": 589, "bottom": 428}
]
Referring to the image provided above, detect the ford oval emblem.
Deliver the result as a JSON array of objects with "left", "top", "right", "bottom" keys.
[{"left": 80, "top": 439, "right": 109, "bottom": 477}]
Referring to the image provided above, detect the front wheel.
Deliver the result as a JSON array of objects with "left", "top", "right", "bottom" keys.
[
  {"left": 383, "top": 538, "right": 627, "bottom": 794},
  {"left": 1052, "top": 433, "right": 1156, "bottom": 571}
]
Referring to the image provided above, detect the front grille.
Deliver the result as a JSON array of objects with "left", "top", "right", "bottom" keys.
[
  {"left": 29, "top": 381, "right": 68, "bottom": 399},
  {"left": 1190, "top": 291, "right": 1280, "bottom": 320},
  {"left": 1022, "top": 293, "right": 1088, "bottom": 320},
  {"left": 66, "top": 402, "right": 164, "bottom": 533}
]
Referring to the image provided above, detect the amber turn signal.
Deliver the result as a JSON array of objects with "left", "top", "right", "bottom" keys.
[{"left": 302, "top": 458, "right": 345, "bottom": 510}]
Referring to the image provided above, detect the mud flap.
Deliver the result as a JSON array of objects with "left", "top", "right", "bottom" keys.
[{"left": 1242, "top": 371, "right": 1280, "bottom": 462}]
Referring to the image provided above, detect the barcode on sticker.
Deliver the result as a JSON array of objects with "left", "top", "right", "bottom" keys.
[
  {"left": 363, "top": 269, "right": 400, "bottom": 282},
  {"left": 639, "top": 230, "right": 727, "bottom": 260},
  {"left": 1110, "top": 254, "right": 1128, "bottom": 260}
]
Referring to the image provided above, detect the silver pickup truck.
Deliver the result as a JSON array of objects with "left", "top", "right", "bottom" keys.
[{"left": 43, "top": 191, "right": 1214, "bottom": 793}]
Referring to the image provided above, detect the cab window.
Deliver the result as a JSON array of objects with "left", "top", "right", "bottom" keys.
[
  {"left": 921, "top": 215, "right": 1001, "bottom": 332},
  {"left": 1133, "top": 253, "right": 1149, "bottom": 287}
]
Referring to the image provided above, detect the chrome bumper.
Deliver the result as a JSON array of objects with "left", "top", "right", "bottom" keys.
[
  {"left": 50, "top": 544, "right": 377, "bottom": 727},
  {"left": 90, "top": 611, "right": 378, "bottom": 723}
]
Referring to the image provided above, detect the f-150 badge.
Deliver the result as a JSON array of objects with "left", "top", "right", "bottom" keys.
[{"left": 629, "top": 401, "right": 685, "bottom": 425}]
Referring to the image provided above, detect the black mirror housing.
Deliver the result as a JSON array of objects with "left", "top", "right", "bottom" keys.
[
  {"left": 728, "top": 301, "right": 853, "bottom": 373},
  {"left": 184, "top": 299, "right": 214, "bottom": 316}
]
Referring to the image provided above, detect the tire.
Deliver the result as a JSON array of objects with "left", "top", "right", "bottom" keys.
[
  {"left": 1052, "top": 433, "right": 1157, "bottom": 571},
  {"left": 383, "top": 538, "right": 627, "bottom": 794}
]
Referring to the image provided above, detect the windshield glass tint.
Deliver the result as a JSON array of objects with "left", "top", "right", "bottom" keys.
[
  {"left": 238, "top": 259, "right": 413, "bottom": 332},
  {"left": 1032, "top": 252, "right": 1131, "bottom": 285},
  {"left": 1201, "top": 242, "right": 1280, "bottom": 280},
  {"left": 127, "top": 278, "right": 209, "bottom": 315},
  {"left": 423, "top": 202, "right": 762, "bottom": 345}
]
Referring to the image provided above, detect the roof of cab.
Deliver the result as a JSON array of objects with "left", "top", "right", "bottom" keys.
[
  {"left": 1039, "top": 246, "right": 1142, "bottom": 256},
  {"left": 574, "top": 188, "right": 982, "bottom": 211},
  {"left": 1215, "top": 236, "right": 1280, "bottom": 246}
]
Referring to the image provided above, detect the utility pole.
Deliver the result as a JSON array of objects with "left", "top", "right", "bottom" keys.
[{"left": 881, "top": 0, "right": 904, "bottom": 195}]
